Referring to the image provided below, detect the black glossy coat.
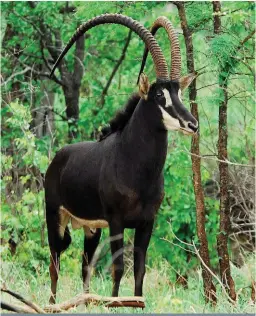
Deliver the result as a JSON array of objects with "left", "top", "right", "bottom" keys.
[{"left": 45, "top": 80, "right": 195, "bottom": 303}]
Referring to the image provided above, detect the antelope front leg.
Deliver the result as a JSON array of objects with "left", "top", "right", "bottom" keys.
[
  {"left": 134, "top": 220, "right": 154, "bottom": 296},
  {"left": 109, "top": 220, "right": 124, "bottom": 297}
]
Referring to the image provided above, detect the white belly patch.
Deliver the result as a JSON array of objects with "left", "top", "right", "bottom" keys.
[{"left": 59, "top": 206, "right": 108, "bottom": 238}]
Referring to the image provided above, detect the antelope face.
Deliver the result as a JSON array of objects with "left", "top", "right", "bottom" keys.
[
  {"left": 139, "top": 73, "right": 198, "bottom": 135},
  {"left": 150, "top": 81, "right": 198, "bottom": 135}
]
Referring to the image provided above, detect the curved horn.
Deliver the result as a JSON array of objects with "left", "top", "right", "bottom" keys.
[
  {"left": 50, "top": 14, "right": 169, "bottom": 81},
  {"left": 137, "top": 16, "right": 181, "bottom": 83}
]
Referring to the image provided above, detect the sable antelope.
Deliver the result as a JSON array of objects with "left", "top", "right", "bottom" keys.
[{"left": 46, "top": 14, "right": 198, "bottom": 304}]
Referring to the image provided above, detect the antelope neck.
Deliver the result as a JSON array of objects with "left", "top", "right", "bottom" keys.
[{"left": 120, "top": 99, "right": 168, "bottom": 180}]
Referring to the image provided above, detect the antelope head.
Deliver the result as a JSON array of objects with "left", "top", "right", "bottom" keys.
[{"left": 137, "top": 16, "right": 198, "bottom": 135}]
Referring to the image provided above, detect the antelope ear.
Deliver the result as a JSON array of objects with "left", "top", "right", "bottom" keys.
[
  {"left": 138, "top": 73, "right": 150, "bottom": 100},
  {"left": 179, "top": 73, "right": 197, "bottom": 91}
]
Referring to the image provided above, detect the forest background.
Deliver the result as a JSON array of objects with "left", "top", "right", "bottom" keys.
[{"left": 1, "top": 1, "right": 255, "bottom": 313}]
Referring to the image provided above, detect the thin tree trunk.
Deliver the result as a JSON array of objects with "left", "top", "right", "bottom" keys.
[
  {"left": 212, "top": 1, "right": 236, "bottom": 301},
  {"left": 55, "top": 32, "right": 85, "bottom": 140},
  {"left": 28, "top": 2, "right": 86, "bottom": 141},
  {"left": 174, "top": 1, "right": 217, "bottom": 303},
  {"left": 212, "top": 1, "right": 221, "bottom": 33},
  {"left": 217, "top": 73, "right": 236, "bottom": 301},
  {"left": 33, "top": 68, "right": 55, "bottom": 139},
  {"left": 63, "top": 84, "right": 80, "bottom": 139}
]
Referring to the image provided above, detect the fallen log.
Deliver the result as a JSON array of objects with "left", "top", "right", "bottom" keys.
[
  {"left": 44, "top": 294, "right": 145, "bottom": 312},
  {"left": 1, "top": 287, "right": 145, "bottom": 313}
]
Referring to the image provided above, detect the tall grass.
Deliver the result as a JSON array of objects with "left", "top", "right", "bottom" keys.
[{"left": 1, "top": 256, "right": 255, "bottom": 313}]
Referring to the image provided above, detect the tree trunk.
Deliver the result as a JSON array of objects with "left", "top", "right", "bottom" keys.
[
  {"left": 63, "top": 84, "right": 80, "bottom": 140},
  {"left": 212, "top": 1, "right": 236, "bottom": 301},
  {"left": 174, "top": 1, "right": 217, "bottom": 303},
  {"left": 33, "top": 68, "right": 55, "bottom": 139},
  {"left": 56, "top": 33, "right": 85, "bottom": 141},
  {"left": 216, "top": 68, "right": 236, "bottom": 302},
  {"left": 28, "top": 2, "right": 86, "bottom": 141},
  {"left": 212, "top": 1, "right": 221, "bottom": 34}
]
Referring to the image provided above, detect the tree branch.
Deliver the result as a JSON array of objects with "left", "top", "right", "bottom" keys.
[
  {"left": 40, "top": 39, "right": 52, "bottom": 72},
  {"left": 28, "top": 66, "right": 64, "bottom": 86},
  {"left": 14, "top": 57, "right": 65, "bottom": 86},
  {"left": 59, "top": 4, "right": 76, "bottom": 14},
  {"left": 1, "top": 301, "right": 35, "bottom": 314},
  {"left": 1, "top": 67, "right": 31, "bottom": 86},
  {"left": 186, "top": 4, "right": 252, "bottom": 31},
  {"left": 1, "top": 287, "right": 46, "bottom": 313},
  {"left": 239, "top": 29, "right": 256, "bottom": 47},
  {"left": 99, "top": 29, "right": 132, "bottom": 107},
  {"left": 197, "top": 82, "right": 219, "bottom": 91},
  {"left": 11, "top": 10, "right": 44, "bottom": 37},
  {"left": 182, "top": 147, "right": 255, "bottom": 167}
]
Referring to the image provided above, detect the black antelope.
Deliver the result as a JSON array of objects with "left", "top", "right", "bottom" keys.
[{"left": 46, "top": 14, "right": 198, "bottom": 304}]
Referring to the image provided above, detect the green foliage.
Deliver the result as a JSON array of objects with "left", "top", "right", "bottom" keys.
[
  {"left": 1, "top": 102, "right": 47, "bottom": 272},
  {"left": 3, "top": 101, "right": 49, "bottom": 173},
  {"left": 210, "top": 33, "right": 238, "bottom": 69}
]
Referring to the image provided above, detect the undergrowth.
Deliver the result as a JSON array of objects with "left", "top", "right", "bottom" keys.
[{"left": 1, "top": 257, "right": 255, "bottom": 313}]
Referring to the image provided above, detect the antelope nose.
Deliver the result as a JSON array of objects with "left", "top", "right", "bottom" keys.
[{"left": 188, "top": 122, "right": 198, "bottom": 133}]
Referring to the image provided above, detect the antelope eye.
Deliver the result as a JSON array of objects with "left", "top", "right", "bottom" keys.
[{"left": 156, "top": 91, "right": 163, "bottom": 98}]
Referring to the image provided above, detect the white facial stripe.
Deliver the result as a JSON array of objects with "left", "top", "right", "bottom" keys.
[
  {"left": 162, "top": 88, "right": 172, "bottom": 107},
  {"left": 178, "top": 89, "right": 182, "bottom": 103},
  {"left": 159, "top": 106, "right": 180, "bottom": 131}
]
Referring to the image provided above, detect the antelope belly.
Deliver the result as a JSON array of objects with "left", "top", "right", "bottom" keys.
[{"left": 59, "top": 206, "right": 108, "bottom": 231}]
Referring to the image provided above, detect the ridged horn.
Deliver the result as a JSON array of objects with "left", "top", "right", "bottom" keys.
[
  {"left": 137, "top": 16, "right": 181, "bottom": 83},
  {"left": 50, "top": 14, "right": 169, "bottom": 81}
]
